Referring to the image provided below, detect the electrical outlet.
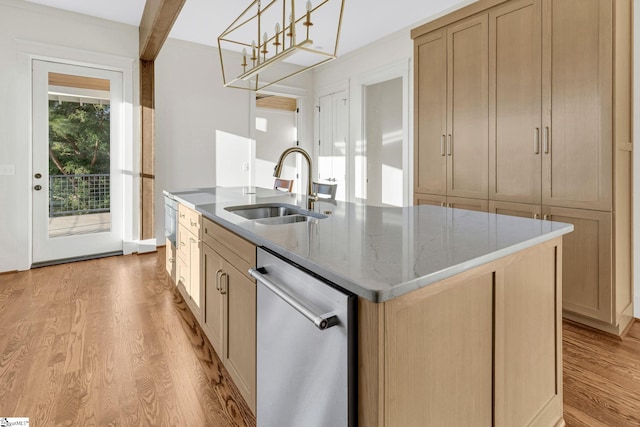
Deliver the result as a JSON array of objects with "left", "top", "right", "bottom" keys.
[
  {"left": 0, "top": 164, "right": 15, "bottom": 175},
  {"left": 242, "top": 162, "right": 249, "bottom": 171}
]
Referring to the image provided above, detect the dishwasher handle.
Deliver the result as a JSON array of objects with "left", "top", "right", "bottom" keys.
[{"left": 249, "top": 267, "right": 340, "bottom": 330}]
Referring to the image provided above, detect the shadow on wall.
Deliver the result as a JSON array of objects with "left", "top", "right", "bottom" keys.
[{"left": 215, "top": 130, "right": 252, "bottom": 187}]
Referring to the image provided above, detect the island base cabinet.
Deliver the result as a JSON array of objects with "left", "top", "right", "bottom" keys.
[
  {"left": 359, "top": 238, "right": 564, "bottom": 427},
  {"left": 201, "top": 217, "right": 257, "bottom": 414}
]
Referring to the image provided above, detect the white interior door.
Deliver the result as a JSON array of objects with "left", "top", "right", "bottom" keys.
[
  {"left": 317, "top": 91, "right": 347, "bottom": 201},
  {"left": 32, "top": 60, "right": 124, "bottom": 264}
]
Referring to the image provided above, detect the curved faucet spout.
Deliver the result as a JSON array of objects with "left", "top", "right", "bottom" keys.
[{"left": 274, "top": 147, "right": 316, "bottom": 208}]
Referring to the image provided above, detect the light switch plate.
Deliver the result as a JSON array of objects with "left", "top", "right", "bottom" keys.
[{"left": 0, "top": 164, "right": 15, "bottom": 175}]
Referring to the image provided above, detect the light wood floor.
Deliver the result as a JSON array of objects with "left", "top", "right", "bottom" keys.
[
  {"left": 1, "top": 250, "right": 639, "bottom": 426},
  {"left": 0, "top": 249, "right": 254, "bottom": 426}
]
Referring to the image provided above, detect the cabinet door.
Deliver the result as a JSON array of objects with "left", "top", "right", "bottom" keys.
[
  {"left": 414, "top": 30, "right": 447, "bottom": 196},
  {"left": 189, "top": 234, "right": 201, "bottom": 316},
  {"left": 222, "top": 260, "right": 257, "bottom": 412},
  {"left": 165, "top": 237, "right": 176, "bottom": 282},
  {"left": 447, "top": 15, "right": 489, "bottom": 199},
  {"left": 489, "top": 0, "right": 542, "bottom": 204},
  {"left": 489, "top": 200, "right": 541, "bottom": 220},
  {"left": 202, "top": 244, "right": 225, "bottom": 356},
  {"left": 544, "top": 206, "right": 612, "bottom": 322},
  {"left": 415, "top": 193, "right": 446, "bottom": 207},
  {"left": 542, "top": 0, "right": 612, "bottom": 210},
  {"left": 176, "top": 256, "right": 190, "bottom": 302}
]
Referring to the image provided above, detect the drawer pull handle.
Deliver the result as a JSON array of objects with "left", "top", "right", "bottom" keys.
[
  {"left": 215, "top": 269, "right": 223, "bottom": 291},
  {"left": 543, "top": 127, "right": 550, "bottom": 154},
  {"left": 220, "top": 272, "right": 228, "bottom": 295}
]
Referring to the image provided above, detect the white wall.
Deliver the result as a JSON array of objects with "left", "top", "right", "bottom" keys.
[
  {"left": 155, "top": 39, "right": 253, "bottom": 243},
  {"left": 155, "top": 40, "right": 314, "bottom": 243},
  {"left": 0, "top": 0, "right": 138, "bottom": 272}
]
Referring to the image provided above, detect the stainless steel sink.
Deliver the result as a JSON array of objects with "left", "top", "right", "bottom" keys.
[{"left": 225, "top": 203, "right": 327, "bottom": 224}]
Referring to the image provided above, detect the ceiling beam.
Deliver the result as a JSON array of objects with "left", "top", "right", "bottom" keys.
[{"left": 139, "top": 0, "right": 186, "bottom": 61}]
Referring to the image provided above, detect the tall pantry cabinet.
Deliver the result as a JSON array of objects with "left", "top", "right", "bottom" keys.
[{"left": 412, "top": 0, "right": 632, "bottom": 335}]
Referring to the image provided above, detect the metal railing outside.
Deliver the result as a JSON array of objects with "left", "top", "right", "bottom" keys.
[{"left": 49, "top": 174, "right": 110, "bottom": 217}]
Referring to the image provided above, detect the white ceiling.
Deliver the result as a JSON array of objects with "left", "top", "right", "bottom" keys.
[{"left": 24, "top": 0, "right": 473, "bottom": 56}]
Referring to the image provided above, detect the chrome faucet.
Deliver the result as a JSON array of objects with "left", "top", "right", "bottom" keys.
[{"left": 273, "top": 147, "right": 317, "bottom": 209}]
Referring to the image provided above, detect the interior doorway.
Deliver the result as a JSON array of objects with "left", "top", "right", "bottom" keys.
[
  {"left": 352, "top": 61, "right": 411, "bottom": 207},
  {"left": 253, "top": 94, "right": 300, "bottom": 191},
  {"left": 32, "top": 60, "right": 124, "bottom": 265}
]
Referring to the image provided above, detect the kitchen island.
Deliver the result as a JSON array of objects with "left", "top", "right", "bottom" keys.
[{"left": 166, "top": 187, "right": 573, "bottom": 427}]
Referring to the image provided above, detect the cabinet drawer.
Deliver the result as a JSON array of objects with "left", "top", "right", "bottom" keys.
[
  {"left": 202, "top": 217, "right": 256, "bottom": 280},
  {"left": 178, "top": 204, "right": 201, "bottom": 237}
]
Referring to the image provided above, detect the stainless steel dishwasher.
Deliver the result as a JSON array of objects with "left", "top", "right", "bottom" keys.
[{"left": 249, "top": 248, "right": 356, "bottom": 427}]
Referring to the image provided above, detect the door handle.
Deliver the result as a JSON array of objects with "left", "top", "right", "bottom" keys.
[
  {"left": 534, "top": 128, "right": 540, "bottom": 154},
  {"left": 215, "top": 269, "right": 223, "bottom": 291},
  {"left": 447, "top": 135, "right": 452, "bottom": 156},
  {"left": 249, "top": 267, "right": 339, "bottom": 330},
  {"left": 34, "top": 185, "right": 42, "bottom": 191},
  {"left": 440, "top": 135, "right": 446, "bottom": 156}
]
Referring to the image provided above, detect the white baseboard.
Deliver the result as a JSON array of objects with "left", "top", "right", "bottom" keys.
[{"left": 123, "top": 239, "right": 157, "bottom": 255}]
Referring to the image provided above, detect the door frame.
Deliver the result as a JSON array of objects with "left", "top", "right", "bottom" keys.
[
  {"left": 351, "top": 59, "right": 412, "bottom": 206},
  {"left": 18, "top": 40, "right": 138, "bottom": 267}
]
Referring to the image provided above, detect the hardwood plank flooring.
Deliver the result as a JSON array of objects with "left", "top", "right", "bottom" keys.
[
  {"left": 1, "top": 250, "right": 640, "bottom": 426},
  {"left": 563, "top": 320, "right": 640, "bottom": 427},
  {"left": 0, "top": 249, "right": 255, "bottom": 427}
]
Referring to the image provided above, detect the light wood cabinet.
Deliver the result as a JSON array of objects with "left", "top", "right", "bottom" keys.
[
  {"left": 412, "top": 0, "right": 632, "bottom": 335},
  {"left": 489, "top": 0, "right": 542, "bottom": 204},
  {"left": 177, "top": 204, "right": 201, "bottom": 319},
  {"left": 414, "top": 14, "right": 489, "bottom": 201},
  {"left": 541, "top": 0, "right": 612, "bottom": 211},
  {"left": 360, "top": 238, "right": 564, "bottom": 426},
  {"left": 201, "top": 217, "right": 257, "bottom": 413},
  {"left": 543, "top": 207, "right": 613, "bottom": 323},
  {"left": 202, "top": 244, "right": 224, "bottom": 355}
]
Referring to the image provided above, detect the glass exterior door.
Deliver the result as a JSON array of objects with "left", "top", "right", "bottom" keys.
[{"left": 32, "top": 60, "right": 123, "bottom": 264}]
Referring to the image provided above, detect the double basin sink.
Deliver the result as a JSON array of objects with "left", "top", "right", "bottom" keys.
[{"left": 225, "top": 203, "right": 327, "bottom": 225}]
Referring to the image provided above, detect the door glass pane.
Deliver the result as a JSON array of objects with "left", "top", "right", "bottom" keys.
[{"left": 47, "top": 73, "right": 111, "bottom": 237}]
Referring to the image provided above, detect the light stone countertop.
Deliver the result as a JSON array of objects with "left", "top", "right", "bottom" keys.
[{"left": 165, "top": 187, "right": 573, "bottom": 302}]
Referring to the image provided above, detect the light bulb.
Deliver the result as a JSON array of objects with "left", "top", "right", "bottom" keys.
[
  {"left": 242, "top": 48, "right": 247, "bottom": 56},
  {"left": 306, "top": 0, "right": 312, "bottom": 12},
  {"left": 264, "top": 32, "right": 268, "bottom": 42},
  {"left": 251, "top": 40, "right": 256, "bottom": 49},
  {"left": 275, "top": 22, "right": 280, "bottom": 33}
]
